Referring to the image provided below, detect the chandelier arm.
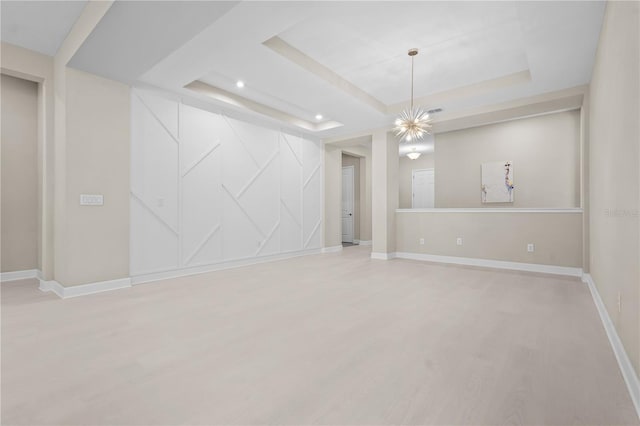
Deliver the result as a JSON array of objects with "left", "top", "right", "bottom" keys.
[{"left": 410, "top": 55, "right": 414, "bottom": 112}]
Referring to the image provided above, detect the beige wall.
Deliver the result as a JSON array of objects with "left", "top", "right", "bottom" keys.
[
  {"left": 399, "top": 153, "right": 434, "bottom": 209},
  {"left": 342, "top": 153, "right": 361, "bottom": 241},
  {"left": 435, "top": 110, "right": 581, "bottom": 208},
  {"left": 1, "top": 42, "right": 55, "bottom": 279},
  {"left": 371, "top": 131, "right": 398, "bottom": 255},
  {"left": 61, "top": 68, "right": 130, "bottom": 286},
  {"left": 323, "top": 144, "right": 342, "bottom": 248},
  {"left": 1, "top": 74, "right": 39, "bottom": 272},
  {"left": 397, "top": 211, "right": 583, "bottom": 267},
  {"left": 589, "top": 0, "right": 640, "bottom": 375}
]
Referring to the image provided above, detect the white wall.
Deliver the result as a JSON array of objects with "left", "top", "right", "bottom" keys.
[{"left": 130, "top": 89, "right": 322, "bottom": 278}]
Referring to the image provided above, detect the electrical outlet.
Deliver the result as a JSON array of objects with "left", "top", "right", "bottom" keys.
[
  {"left": 527, "top": 243, "right": 535, "bottom": 253},
  {"left": 419, "top": 238, "right": 425, "bottom": 245},
  {"left": 456, "top": 237, "right": 463, "bottom": 246},
  {"left": 618, "top": 292, "right": 622, "bottom": 313}
]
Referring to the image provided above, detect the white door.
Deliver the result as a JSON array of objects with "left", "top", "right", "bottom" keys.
[
  {"left": 342, "top": 166, "right": 354, "bottom": 243},
  {"left": 412, "top": 169, "right": 435, "bottom": 208}
]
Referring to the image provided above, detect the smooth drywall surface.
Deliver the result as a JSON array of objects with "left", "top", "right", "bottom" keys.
[
  {"left": 1, "top": 74, "right": 38, "bottom": 272},
  {"left": 399, "top": 153, "right": 434, "bottom": 209},
  {"left": 435, "top": 110, "right": 580, "bottom": 208},
  {"left": 131, "top": 88, "right": 322, "bottom": 277},
  {"left": 342, "top": 153, "right": 360, "bottom": 240},
  {"left": 589, "top": 1, "right": 640, "bottom": 375},
  {"left": 397, "top": 211, "right": 583, "bottom": 267},
  {"left": 1, "top": 42, "right": 55, "bottom": 279},
  {"left": 62, "top": 68, "right": 130, "bottom": 286},
  {"left": 324, "top": 144, "right": 342, "bottom": 248},
  {"left": 371, "top": 131, "right": 398, "bottom": 254}
]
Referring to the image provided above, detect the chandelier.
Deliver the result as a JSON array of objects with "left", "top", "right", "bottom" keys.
[
  {"left": 407, "top": 147, "right": 421, "bottom": 160},
  {"left": 394, "top": 48, "right": 432, "bottom": 142}
]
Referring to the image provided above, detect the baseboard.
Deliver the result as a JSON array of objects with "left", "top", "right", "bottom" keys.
[
  {"left": 582, "top": 273, "right": 640, "bottom": 419},
  {"left": 358, "top": 240, "right": 372, "bottom": 246},
  {"left": 39, "top": 277, "right": 132, "bottom": 299},
  {"left": 321, "top": 245, "right": 343, "bottom": 254},
  {"left": 131, "top": 248, "right": 322, "bottom": 285},
  {"left": 371, "top": 252, "right": 396, "bottom": 260},
  {"left": 395, "top": 252, "right": 583, "bottom": 277},
  {"left": 1, "top": 269, "right": 40, "bottom": 282}
]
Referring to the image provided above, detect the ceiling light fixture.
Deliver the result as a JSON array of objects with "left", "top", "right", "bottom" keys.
[
  {"left": 394, "top": 48, "right": 432, "bottom": 143},
  {"left": 315, "top": 114, "right": 323, "bottom": 120},
  {"left": 407, "top": 147, "right": 421, "bottom": 160},
  {"left": 236, "top": 80, "right": 245, "bottom": 88}
]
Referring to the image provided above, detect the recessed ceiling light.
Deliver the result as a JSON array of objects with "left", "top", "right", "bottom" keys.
[
  {"left": 236, "top": 80, "right": 245, "bottom": 88},
  {"left": 315, "top": 114, "right": 323, "bottom": 120}
]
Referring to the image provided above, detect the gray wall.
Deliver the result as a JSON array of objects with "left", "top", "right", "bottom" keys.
[
  {"left": 434, "top": 110, "right": 581, "bottom": 208},
  {"left": 1, "top": 74, "right": 38, "bottom": 273},
  {"left": 588, "top": 1, "right": 640, "bottom": 375},
  {"left": 399, "top": 153, "right": 434, "bottom": 209}
]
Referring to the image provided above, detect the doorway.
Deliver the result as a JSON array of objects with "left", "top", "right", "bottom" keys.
[
  {"left": 1, "top": 74, "right": 39, "bottom": 274},
  {"left": 412, "top": 168, "right": 435, "bottom": 208},
  {"left": 341, "top": 165, "right": 354, "bottom": 243}
]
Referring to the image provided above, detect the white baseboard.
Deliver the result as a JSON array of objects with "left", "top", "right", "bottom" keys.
[
  {"left": 582, "top": 273, "right": 640, "bottom": 419},
  {"left": 321, "top": 245, "right": 343, "bottom": 254},
  {"left": 371, "top": 252, "right": 396, "bottom": 260},
  {"left": 358, "top": 240, "right": 372, "bottom": 246},
  {"left": 132, "top": 248, "right": 322, "bottom": 285},
  {"left": 394, "top": 252, "right": 583, "bottom": 277},
  {"left": 1, "top": 269, "right": 40, "bottom": 282},
  {"left": 39, "top": 277, "right": 131, "bottom": 299}
]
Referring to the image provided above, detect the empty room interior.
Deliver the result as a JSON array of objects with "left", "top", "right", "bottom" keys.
[{"left": 1, "top": 1, "right": 639, "bottom": 425}]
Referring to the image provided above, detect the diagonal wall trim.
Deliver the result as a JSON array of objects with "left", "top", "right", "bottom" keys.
[
  {"left": 255, "top": 221, "right": 280, "bottom": 256},
  {"left": 222, "top": 184, "right": 266, "bottom": 238},
  {"left": 303, "top": 163, "right": 321, "bottom": 188},
  {"left": 282, "top": 134, "right": 303, "bottom": 167},
  {"left": 236, "top": 149, "right": 280, "bottom": 199},
  {"left": 221, "top": 114, "right": 261, "bottom": 169},
  {"left": 131, "top": 190, "right": 179, "bottom": 235},
  {"left": 303, "top": 219, "right": 321, "bottom": 248},
  {"left": 182, "top": 141, "right": 221, "bottom": 177},
  {"left": 184, "top": 223, "right": 221, "bottom": 265},
  {"left": 135, "top": 93, "right": 179, "bottom": 144},
  {"left": 281, "top": 199, "right": 302, "bottom": 229}
]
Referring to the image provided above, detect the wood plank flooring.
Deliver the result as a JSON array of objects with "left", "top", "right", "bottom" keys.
[{"left": 2, "top": 246, "right": 638, "bottom": 425}]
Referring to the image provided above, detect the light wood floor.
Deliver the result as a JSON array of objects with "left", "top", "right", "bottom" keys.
[{"left": 2, "top": 246, "right": 638, "bottom": 425}]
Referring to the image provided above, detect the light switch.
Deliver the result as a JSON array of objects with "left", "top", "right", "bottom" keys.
[{"left": 80, "top": 194, "right": 103, "bottom": 206}]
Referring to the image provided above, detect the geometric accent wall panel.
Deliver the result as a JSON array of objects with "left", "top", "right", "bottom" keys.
[
  {"left": 280, "top": 134, "right": 303, "bottom": 253},
  {"left": 130, "top": 88, "right": 323, "bottom": 277},
  {"left": 181, "top": 105, "right": 222, "bottom": 267}
]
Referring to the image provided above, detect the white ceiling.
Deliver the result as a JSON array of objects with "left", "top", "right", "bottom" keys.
[
  {"left": 1, "top": 1, "right": 87, "bottom": 56},
  {"left": 1, "top": 1, "right": 606, "bottom": 141}
]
